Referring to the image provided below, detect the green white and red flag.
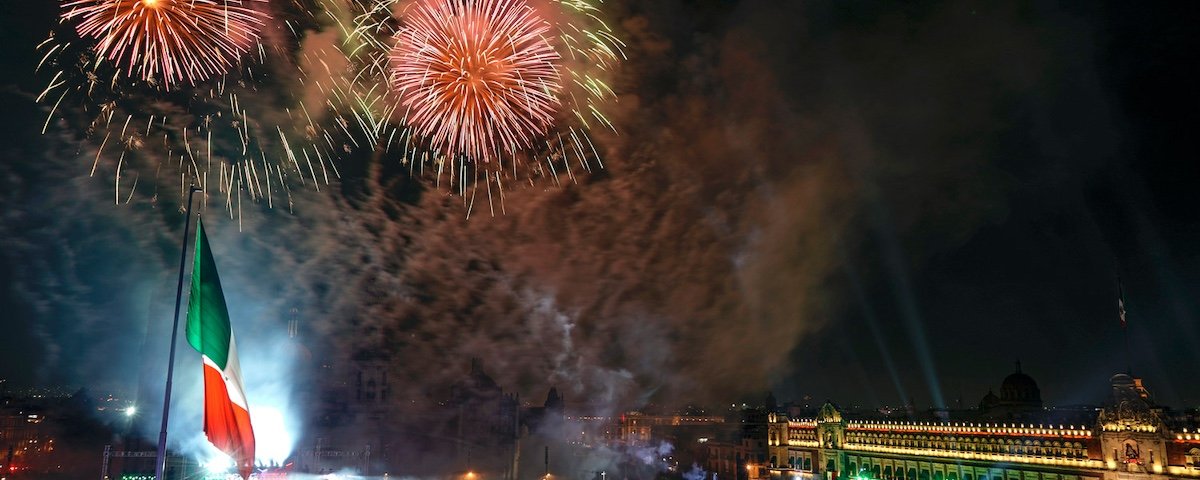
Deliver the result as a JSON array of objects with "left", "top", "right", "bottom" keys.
[
  {"left": 1118, "top": 279, "right": 1127, "bottom": 329},
  {"left": 186, "top": 220, "right": 255, "bottom": 480}
]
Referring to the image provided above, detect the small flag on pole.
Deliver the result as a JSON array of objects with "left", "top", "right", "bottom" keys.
[
  {"left": 1118, "top": 280, "right": 1127, "bottom": 329},
  {"left": 187, "top": 220, "right": 256, "bottom": 479}
]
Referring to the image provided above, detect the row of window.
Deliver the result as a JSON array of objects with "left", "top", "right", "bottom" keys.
[
  {"left": 846, "top": 462, "right": 1047, "bottom": 480},
  {"left": 846, "top": 433, "right": 1087, "bottom": 458},
  {"left": 770, "top": 455, "right": 815, "bottom": 471}
]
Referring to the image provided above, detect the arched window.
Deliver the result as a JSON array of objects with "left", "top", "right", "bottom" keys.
[{"left": 1187, "top": 448, "right": 1200, "bottom": 469}]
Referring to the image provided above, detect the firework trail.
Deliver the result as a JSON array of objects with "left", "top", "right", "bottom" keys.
[{"left": 61, "top": 0, "right": 270, "bottom": 90}]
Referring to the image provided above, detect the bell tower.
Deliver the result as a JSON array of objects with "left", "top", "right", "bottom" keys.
[{"left": 1098, "top": 373, "right": 1166, "bottom": 477}]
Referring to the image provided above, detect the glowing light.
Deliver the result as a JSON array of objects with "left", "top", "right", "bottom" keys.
[
  {"left": 59, "top": 0, "right": 269, "bottom": 89},
  {"left": 124, "top": 406, "right": 136, "bottom": 417},
  {"left": 250, "top": 405, "right": 294, "bottom": 465},
  {"left": 205, "top": 456, "right": 233, "bottom": 474}
]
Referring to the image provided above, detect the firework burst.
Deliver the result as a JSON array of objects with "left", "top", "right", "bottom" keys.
[
  {"left": 299, "top": 0, "right": 623, "bottom": 200},
  {"left": 388, "top": 0, "right": 562, "bottom": 163},
  {"left": 35, "top": 0, "right": 621, "bottom": 220},
  {"left": 61, "top": 0, "right": 269, "bottom": 90},
  {"left": 37, "top": 0, "right": 318, "bottom": 224}
]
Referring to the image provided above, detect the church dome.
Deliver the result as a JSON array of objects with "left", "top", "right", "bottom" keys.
[
  {"left": 978, "top": 390, "right": 1000, "bottom": 410},
  {"left": 999, "top": 362, "right": 1042, "bottom": 406}
]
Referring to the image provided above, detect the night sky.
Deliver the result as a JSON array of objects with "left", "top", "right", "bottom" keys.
[{"left": 1, "top": 0, "right": 1199, "bottom": 416}]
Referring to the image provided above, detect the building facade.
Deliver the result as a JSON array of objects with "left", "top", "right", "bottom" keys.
[{"left": 754, "top": 372, "right": 1200, "bottom": 480}]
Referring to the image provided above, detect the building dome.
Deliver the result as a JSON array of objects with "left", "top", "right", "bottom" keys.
[
  {"left": 978, "top": 390, "right": 1000, "bottom": 410},
  {"left": 1109, "top": 372, "right": 1153, "bottom": 405},
  {"left": 1110, "top": 373, "right": 1135, "bottom": 388},
  {"left": 999, "top": 362, "right": 1042, "bottom": 407}
]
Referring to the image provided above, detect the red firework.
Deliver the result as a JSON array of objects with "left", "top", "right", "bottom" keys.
[
  {"left": 389, "top": 0, "right": 563, "bottom": 162},
  {"left": 61, "top": 0, "right": 267, "bottom": 90}
]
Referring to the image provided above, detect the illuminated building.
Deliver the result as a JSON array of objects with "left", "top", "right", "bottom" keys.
[
  {"left": 752, "top": 369, "right": 1200, "bottom": 480},
  {"left": 0, "top": 409, "right": 50, "bottom": 476},
  {"left": 0, "top": 388, "right": 103, "bottom": 477},
  {"left": 617, "top": 411, "right": 727, "bottom": 445}
]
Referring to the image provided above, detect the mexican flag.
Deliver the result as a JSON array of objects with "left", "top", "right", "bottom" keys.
[{"left": 186, "top": 219, "right": 256, "bottom": 479}]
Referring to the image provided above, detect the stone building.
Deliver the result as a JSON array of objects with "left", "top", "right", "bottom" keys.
[{"left": 751, "top": 370, "right": 1200, "bottom": 480}]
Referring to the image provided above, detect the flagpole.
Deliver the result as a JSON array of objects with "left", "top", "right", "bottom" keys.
[
  {"left": 1118, "top": 272, "right": 1131, "bottom": 375},
  {"left": 156, "top": 186, "right": 202, "bottom": 480},
  {"left": 1123, "top": 317, "right": 1131, "bottom": 375}
]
